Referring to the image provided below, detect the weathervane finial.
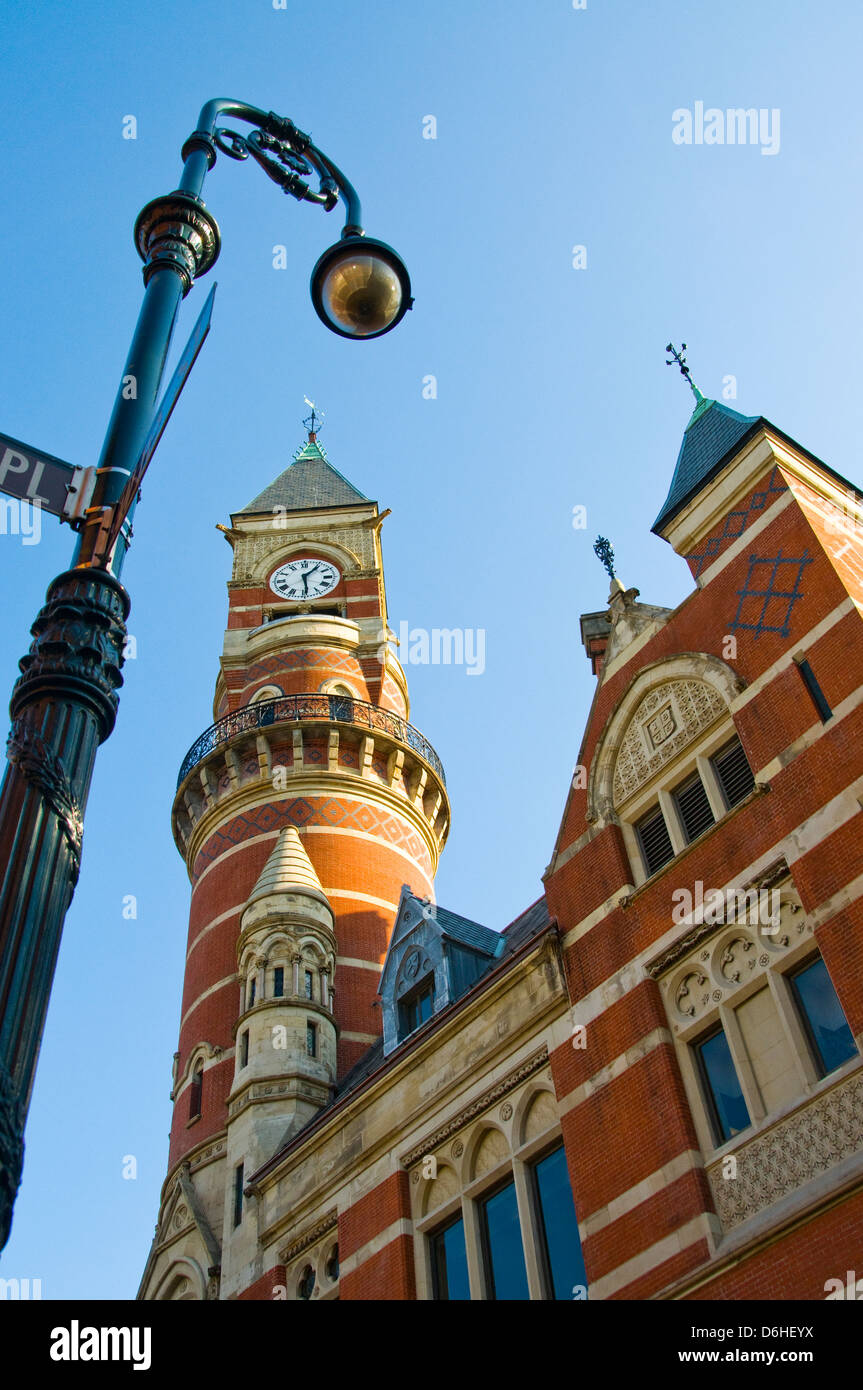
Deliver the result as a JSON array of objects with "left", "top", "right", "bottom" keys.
[
  {"left": 594, "top": 536, "right": 616, "bottom": 582},
  {"left": 665, "top": 342, "right": 705, "bottom": 406},
  {"left": 303, "top": 396, "right": 324, "bottom": 439}
]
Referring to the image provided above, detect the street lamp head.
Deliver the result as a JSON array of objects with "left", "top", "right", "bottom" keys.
[{"left": 310, "top": 235, "right": 412, "bottom": 339}]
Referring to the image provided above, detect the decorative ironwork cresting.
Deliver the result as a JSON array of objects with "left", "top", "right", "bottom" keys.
[{"left": 178, "top": 695, "right": 446, "bottom": 789}]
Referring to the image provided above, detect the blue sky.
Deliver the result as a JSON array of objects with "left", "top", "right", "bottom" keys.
[{"left": 1, "top": 0, "right": 861, "bottom": 1299}]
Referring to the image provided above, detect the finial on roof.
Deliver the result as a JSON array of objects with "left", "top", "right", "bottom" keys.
[
  {"left": 665, "top": 342, "right": 705, "bottom": 407},
  {"left": 594, "top": 536, "right": 616, "bottom": 581},
  {"left": 303, "top": 395, "right": 325, "bottom": 442}
]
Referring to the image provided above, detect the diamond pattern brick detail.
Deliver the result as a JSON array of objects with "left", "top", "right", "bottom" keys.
[
  {"left": 192, "top": 797, "right": 432, "bottom": 881},
  {"left": 685, "top": 467, "right": 786, "bottom": 579}
]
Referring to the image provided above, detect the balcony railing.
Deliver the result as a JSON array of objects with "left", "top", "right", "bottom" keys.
[{"left": 177, "top": 694, "right": 446, "bottom": 789}]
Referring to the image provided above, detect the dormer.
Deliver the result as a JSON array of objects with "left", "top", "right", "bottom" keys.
[{"left": 379, "top": 888, "right": 504, "bottom": 1056}]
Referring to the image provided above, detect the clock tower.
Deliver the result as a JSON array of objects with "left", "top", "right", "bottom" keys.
[{"left": 144, "top": 428, "right": 449, "bottom": 1298}]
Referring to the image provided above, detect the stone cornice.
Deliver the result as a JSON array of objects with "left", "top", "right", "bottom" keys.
[
  {"left": 278, "top": 1208, "right": 339, "bottom": 1265},
  {"left": 399, "top": 1046, "right": 550, "bottom": 1168},
  {"left": 645, "top": 857, "right": 791, "bottom": 978},
  {"left": 176, "top": 765, "right": 447, "bottom": 885}
]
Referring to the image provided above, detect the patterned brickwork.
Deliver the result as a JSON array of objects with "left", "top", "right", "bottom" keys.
[
  {"left": 191, "top": 797, "right": 433, "bottom": 883},
  {"left": 684, "top": 466, "right": 787, "bottom": 579}
]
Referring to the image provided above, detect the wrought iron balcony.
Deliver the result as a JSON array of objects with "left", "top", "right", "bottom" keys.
[{"left": 177, "top": 694, "right": 446, "bottom": 789}]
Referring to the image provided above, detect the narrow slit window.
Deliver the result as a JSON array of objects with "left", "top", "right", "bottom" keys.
[
  {"left": 233, "top": 1163, "right": 244, "bottom": 1227},
  {"left": 795, "top": 658, "right": 833, "bottom": 723},
  {"left": 273, "top": 966, "right": 284, "bottom": 999},
  {"left": 188, "top": 1062, "right": 203, "bottom": 1121}
]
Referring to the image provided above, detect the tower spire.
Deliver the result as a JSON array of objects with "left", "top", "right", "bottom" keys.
[{"left": 665, "top": 342, "right": 705, "bottom": 407}]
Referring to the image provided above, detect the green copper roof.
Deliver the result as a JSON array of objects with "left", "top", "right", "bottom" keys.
[
  {"left": 652, "top": 399, "right": 761, "bottom": 534},
  {"left": 239, "top": 437, "right": 369, "bottom": 514}
]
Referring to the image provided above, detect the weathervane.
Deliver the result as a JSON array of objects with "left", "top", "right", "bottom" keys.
[
  {"left": 594, "top": 536, "right": 616, "bottom": 581},
  {"left": 665, "top": 342, "right": 705, "bottom": 405},
  {"left": 303, "top": 396, "right": 324, "bottom": 437}
]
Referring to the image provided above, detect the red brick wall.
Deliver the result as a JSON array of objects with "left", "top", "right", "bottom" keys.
[
  {"left": 546, "top": 474, "right": 863, "bottom": 1303},
  {"left": 338, "top": 1171, "right": 415, "bottom": 1300}
]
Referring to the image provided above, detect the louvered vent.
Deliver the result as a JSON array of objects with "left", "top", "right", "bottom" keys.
[
  {"left": 713, "top": 738, "right": 755, "bottom": 808},
  {"left": 674, "top": 773, "right": 715, "bottom": 844},
  {"left": 636, "top": 805, "right": 675, "bottom": 876}
]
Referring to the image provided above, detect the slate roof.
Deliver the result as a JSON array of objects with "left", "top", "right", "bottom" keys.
[
  {"left": 238, "top": 438, "right": 370, "bottom": 514},
  {"left": 433, "top": 903, "right": 504, "bottom": 957},
  {"left": 652, "top": 398, "right": 761, "bottom": 534}
]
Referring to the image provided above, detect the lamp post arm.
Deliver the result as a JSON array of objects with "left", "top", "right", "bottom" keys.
[{"left": 178, "top": 98, "right": 364, "bottom": 234}]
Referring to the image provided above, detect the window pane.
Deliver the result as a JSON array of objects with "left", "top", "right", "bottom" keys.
[
  {"left": 233, "top": 1164, "right": 244, "bottom": 1227},
  {"left": 482, "top": 1181, "right": 529, "bottom": 1300},
  {"left": 418, "top": 984, "right": 433, "bottom": 1024},
  {"left": 273, "top": 966, "right": 284, "bottom": 998},
  {"left": 636, "top": 805, "right": 675, "bottom": 875},
  {"left": 696, "top": 1029, "right": 750, "bottom": 1144},
  {"left": 431, "top": 1217, "right": 470, "bottom": 1300},
  {"left": 533, "top": 1145, "right": 587, "bottom": 1300},
  {"left": 791, "top": 958, "right": 857, "bottom": 1075},
  {"left": 674, "top": 772, "right": 715, "bottom": 843}
]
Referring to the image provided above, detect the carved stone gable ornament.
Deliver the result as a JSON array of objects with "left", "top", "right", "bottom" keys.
[
  {"left": 646, "top": 704, "right": 676, "bottom": 749},
  {"left": 612, "top": 679, "right": 726, "bottom": 808}
]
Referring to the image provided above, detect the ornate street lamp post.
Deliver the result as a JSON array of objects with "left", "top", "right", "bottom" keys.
[{"left": 0, "top": 97, "right": 412, "bottom": 1251}]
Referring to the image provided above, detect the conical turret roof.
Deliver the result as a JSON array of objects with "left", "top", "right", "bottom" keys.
[
  {"left": 245, "top": 827, "right": 330, "bottom": 908},
  {"left": 238, "top": 436, "right": 369, "bottom": 514},
  {"left": 652, "top": 398, "right": 761, "bottom": 534}
]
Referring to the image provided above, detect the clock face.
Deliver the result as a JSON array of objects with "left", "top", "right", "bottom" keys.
[{"left": 269, "top": 558, "right": 340, "bottom": 601}]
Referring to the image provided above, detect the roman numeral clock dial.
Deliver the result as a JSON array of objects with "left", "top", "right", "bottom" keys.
[{"left": 270, "top": 558, "right": 340, "bottom": 601}]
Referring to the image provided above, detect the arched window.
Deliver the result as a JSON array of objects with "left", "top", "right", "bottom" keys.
[{"left": 589, "top": 666, "right": 753, "bottom": 886}]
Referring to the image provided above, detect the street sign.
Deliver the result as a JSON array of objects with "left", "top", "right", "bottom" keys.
[
  {"left": 103, "top": 283, "right": 216, "bottom": 557},
  {"left": 0, "top": 432, "right": 89, "bottom": 519}
]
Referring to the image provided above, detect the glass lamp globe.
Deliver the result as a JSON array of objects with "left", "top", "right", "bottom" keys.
[{"left": 310, "top": 236, "right": 412, "bottom": 339}]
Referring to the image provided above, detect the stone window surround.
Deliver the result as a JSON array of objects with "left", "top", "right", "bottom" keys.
[
  {"left": 282, "top": 1230, "right": 340, "bottom": 1302},
  {"left": 411, "top": 1089, "right": 568, "bottom": 1301},
  {"left": 663, "top": 892, "right": 858, "bottom": 1162},
  {"left": 619, "top": 718, "right": 752, "bottom": 887},
  {"left": 237, "top": 940, "right": 333, "bottom": 1019}
]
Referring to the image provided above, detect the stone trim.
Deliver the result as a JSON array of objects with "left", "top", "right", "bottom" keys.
[
  {"left": 644, "top": 858, "right": 790, "bottom": 978},
  {"left": 707, "top": 1065, "right": 863, "bottom": 1232},
  {"left": 579, "top": 1149, "right": 704, "bottom": 1240},
  {"left": 399, "top": 1047, "right": 549, "bottom": 1168},
  {"left": 278, "top": 1208, "right": 338, "bottom": 1264}
]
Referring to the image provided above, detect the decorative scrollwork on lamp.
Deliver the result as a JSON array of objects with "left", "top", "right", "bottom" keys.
[{"left": 214, "top": 126, "right": 338, "bottom": 208}]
